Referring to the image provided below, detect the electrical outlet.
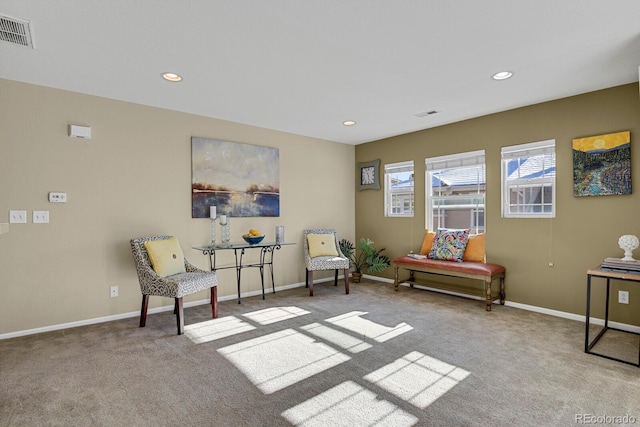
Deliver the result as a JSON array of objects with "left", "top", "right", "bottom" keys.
[
  {"left": 110, "top": 286, "right": 118, "bottom": 298},
  {"left": 618, "top": 290, "right": 629, "bottom": 304},
  {"left": 9, "top": 210, "right": 27, "bottom": 223}
]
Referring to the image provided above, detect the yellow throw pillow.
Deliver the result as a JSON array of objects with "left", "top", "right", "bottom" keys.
[
  {"left": 463, "top": 233, "right": 486, "bottom": 262},
  {"left": 144, "top": 237, "right": 186, "bottom": 277},
  {"left": 307, "top": 233, "right": 339, "bottom": 258},
  {"left": 420, "top": 230, "right": 437, "bottom": 255}
]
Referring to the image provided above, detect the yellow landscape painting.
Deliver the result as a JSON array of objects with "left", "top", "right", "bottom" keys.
[{"left": 572, "top": 131, "right": 631, "bottom": 197}]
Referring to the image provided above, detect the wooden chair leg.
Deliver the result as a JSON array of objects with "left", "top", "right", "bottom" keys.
[
  {"left": 334, "top": 270, "right": 338, "bottom": 286},
  {"left": 139, "top": 294, "right": 149, "bottom": 327},
  {"left": 173, "top": 299, "right": 178, "bottom": 314},
  {"left": 175, "top": 297, "right": 184, "bottom": 335},
  {"left": 211, "top": 286, "right": 218, "bottom": 318},
  {"left": 307, "top": 270, "right": 314, "bottom": 296},
  {"left": 344, "top": 269, "right": 350, "bottom": 295},
  {"left": 305, "top": 268, "right": 309, "bottom": 288}
]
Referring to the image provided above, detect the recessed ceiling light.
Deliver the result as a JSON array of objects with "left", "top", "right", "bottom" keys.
[
  {"left": 492, "top": 71, "right": 513, "bottom": 81},
  {"left": 162, "top": 72, "right": 183, "bottom": 82},
  {"left": 343, "top": 120, "right": 356, "bottom": 126}
]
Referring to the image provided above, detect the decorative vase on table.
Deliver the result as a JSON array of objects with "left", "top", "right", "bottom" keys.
[
  {"left": 220, "top": 215, "right": 231, "bottom": 245},
  {"left": 209, "top": 206, "right": 218, "bottom": 246},
  {"left": 210, "top": 218, "right": 217, "bottom": 246}
]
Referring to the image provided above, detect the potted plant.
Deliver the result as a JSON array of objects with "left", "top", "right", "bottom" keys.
[{"left": 338, "top": 237, "right": 391, "bottom": 283}]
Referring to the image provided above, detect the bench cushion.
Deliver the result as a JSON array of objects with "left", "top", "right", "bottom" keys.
[{"left": 394, "top": 256, "right": 505, "bottom": 277}]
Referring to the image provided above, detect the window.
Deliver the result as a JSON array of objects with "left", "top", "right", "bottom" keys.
[
  {"left": 501, "top": 140, "right": 556, "bottom": 218},
  {"left": 385, "top": 161, "right": 414, "bottom": 217},
  {"left": 425, "top": 150, "right": 485, "bottom": 234}
]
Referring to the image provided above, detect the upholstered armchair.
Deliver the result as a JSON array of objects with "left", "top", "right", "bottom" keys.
[
  {"left": 130, "top": 235, "right": 218, "bottom": 335},
  {"left": 303, "top": 229, "right": 350, "bottom": 296}
]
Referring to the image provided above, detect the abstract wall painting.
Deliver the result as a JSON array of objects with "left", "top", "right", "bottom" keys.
[
  {"left": 572, "top": 131, "right": 631, "bottom": 197},
  {"left": 192, "top": 137, "right": 280, "bottom": 217}
]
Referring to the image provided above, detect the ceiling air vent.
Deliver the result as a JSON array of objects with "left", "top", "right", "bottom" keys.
[
  {"left": 414, "top": 110, "right": 439, "bottom": 118},
  {"left": 0, "top": 15, "right": 34, "bottom": 48}
]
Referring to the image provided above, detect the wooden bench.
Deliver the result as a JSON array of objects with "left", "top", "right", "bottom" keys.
[{"left": 393, "top": 256, "right": 506, "bottom": 311}]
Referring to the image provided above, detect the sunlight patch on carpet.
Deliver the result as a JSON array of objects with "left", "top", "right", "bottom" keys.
[
  {"left": 183, "top": 316, "right": 256, "bottom": 344},
  {"left": 326, "top": 311, "right": 413, "bottom": 343},
  {"left": 242, "top": 306, "right": 311, "bottom": 325},
  {"left": 281, "top": 380, "right": 418, "bottom": 426},
  {"left": 364, "top": 351, "right": 470, "bottom": 409},
  {"left": 301, "top": 322, "right": 372, "bottom": 353},
  {"left": 218, "top": 328, "right": 350, "bottom": 394}
]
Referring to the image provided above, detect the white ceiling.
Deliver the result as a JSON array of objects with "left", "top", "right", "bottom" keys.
[{"left": 1, "top": 1, "right": 640, "bottom": 145}]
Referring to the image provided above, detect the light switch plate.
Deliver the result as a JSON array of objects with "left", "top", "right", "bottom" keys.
[
  {"left": 9, "top": 210, "right": 27, "bottom": 223},
  {"left": 33, "top": 211, "right": 49, "bottom": 223}
]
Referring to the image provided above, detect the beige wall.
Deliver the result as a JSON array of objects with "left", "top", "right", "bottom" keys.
[
  {"left": 356, "top": 83, "right": 640, "bottom": 325},
  {"left": 0, "top": 79, "right": 355, "bottom": 336},
  {"left": 3, "top": 78, "right": 640, "bottom": 336}
]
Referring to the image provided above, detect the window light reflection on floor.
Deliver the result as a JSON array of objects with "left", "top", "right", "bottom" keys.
[
  {"left": 242, "top": 306, "right": 311, "bottom": 325},
  {"left": 325, "top": 311, "right": 414, "bottom": 342},
  {"left": 218, "top": 328, "right": 351, "bottom": 394},
  {"left": 204, "top": 308, "right": 468, "bottom": 423},
  {"left": 184, "top": 306, "right": 311, "bottom": 344},
  {"left": 301, "top": 322, "right": 372, "bottom": 353},
  {"left": 183, "top": 316, "right": 256, "bottom": 344},
  {"left": 282, "top": 380, "right": 418, "bottom": 427},
  {"left": 364, "top": 351, "right": 470, "bottom": 409}
]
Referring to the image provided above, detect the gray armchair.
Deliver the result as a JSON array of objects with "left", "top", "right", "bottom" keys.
[
  {"left": 303, "top": 229, "right": 350, "bottom": 296},
  {"left": 130, "top": 235, "right": 218, "bottom": 335}
]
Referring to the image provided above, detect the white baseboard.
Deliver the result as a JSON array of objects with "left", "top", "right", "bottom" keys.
[
  {"left": 0, "top": 281, "right": 307, "bottom": 340},
  {"left": 3, "top": 277, "right": 639, "bottom": 339},
  {"left": 363, "top": 273, "right": 394, "bottom": 284},
  {"left": 397, "top": 281, "right": 640, "bottom": 334}
]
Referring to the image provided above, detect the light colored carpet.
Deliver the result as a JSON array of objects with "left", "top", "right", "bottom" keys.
[{"left": 1, "top": 279, "right": 639, "bottom": 426}]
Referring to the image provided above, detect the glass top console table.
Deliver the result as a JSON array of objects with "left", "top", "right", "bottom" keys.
[{"left": 193, "top": 242, "right": 295, "bottom": 304}]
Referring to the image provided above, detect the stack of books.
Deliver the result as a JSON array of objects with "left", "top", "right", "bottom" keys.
[{"left": 600, "top": 257, "right": 640, "bottom": 273}]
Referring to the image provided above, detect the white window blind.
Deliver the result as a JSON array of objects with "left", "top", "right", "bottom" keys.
[
  {"left": 385, "top": 160, "right": 414, "bottom": 217},
  {"left": 501, "top": 139, "right": 556, "bottom": 218},
  {"left": 425, "top": 150, "right": 485, "bottom": 171},
  {"left": 425, "top": 150, "right": 485, "bottom": 233}
]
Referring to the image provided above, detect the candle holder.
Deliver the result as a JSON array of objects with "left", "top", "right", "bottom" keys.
[
  {"left": 210, "top": 218, "right": 218, "bottom": 246},
  {"left": 220, "top": 216, "right": 231, "bottom": 245}
]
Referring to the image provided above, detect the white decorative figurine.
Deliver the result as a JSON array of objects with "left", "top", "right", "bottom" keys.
[{"left": 618, "top": 234, "right": 639, "bottom": 261}]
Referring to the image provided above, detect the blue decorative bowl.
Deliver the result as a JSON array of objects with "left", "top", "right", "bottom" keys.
[{"left": 243, "top": 235, "right": 265, "bottom": 245}]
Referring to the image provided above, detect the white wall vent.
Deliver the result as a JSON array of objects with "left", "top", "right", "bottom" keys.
[
  {"left": 414, "top": 110, "right": 439, "bottom": 118},
  {"left": 0, "top": 15, "right": 34, "bottom": 48}
]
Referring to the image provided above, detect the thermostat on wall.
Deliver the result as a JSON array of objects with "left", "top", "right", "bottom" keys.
[
  {"left": 49, "top": 192, "right": 67, "bottom": 203},
  {"left": 68, "top": 124, "right": 92, "bottom": 139}
]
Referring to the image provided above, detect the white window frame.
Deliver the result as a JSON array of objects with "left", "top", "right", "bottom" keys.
[
  {"left": 501, "top": 139, "right": 556, "bottom": 218},
  {"left": 470, "top": 208, "right": 485, "bottom": 229},
  {"left": 384, "top": 160, "right": 414, "bottom": 217},
  {"left": 425, "top": 150, "right": 485, "bottom": 234}
]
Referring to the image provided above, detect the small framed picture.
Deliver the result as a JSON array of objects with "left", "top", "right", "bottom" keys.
[{"left": 358, "top": 159, "right": 380, "bottom": 190}]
